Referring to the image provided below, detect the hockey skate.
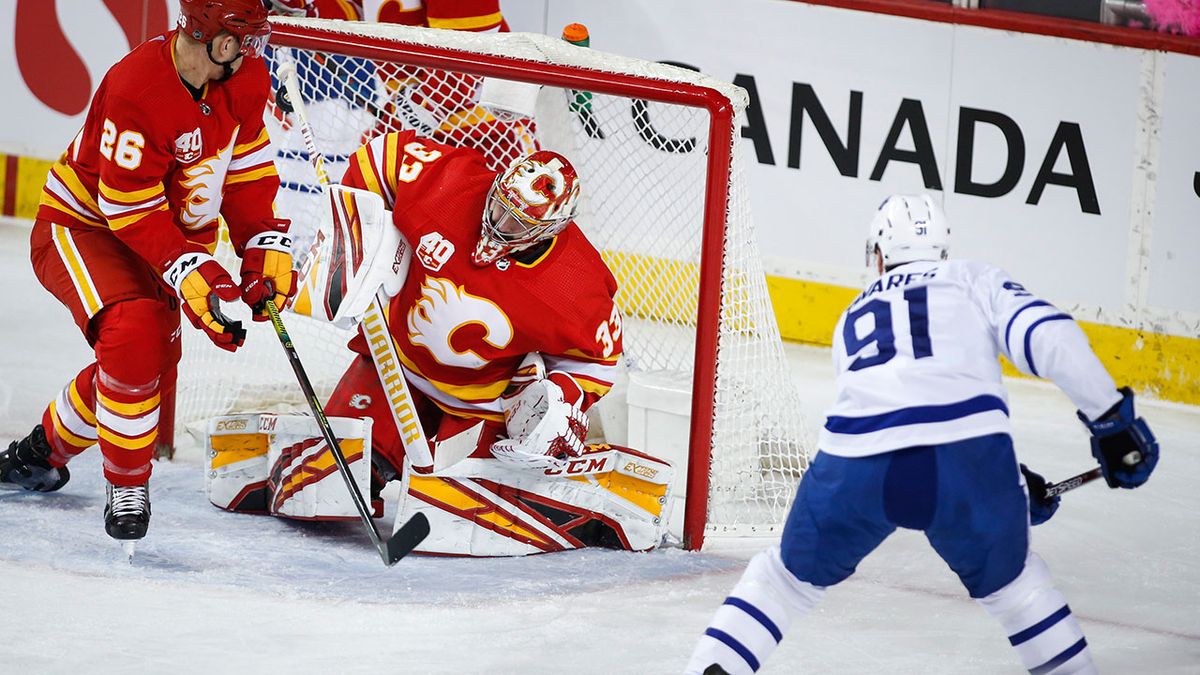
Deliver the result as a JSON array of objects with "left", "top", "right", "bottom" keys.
[
  {"left": 0, "top": 425, "right": 70, "bottom": 492},
  {"left": 104, "top": 482, "right": 151, "bottom": 542}
]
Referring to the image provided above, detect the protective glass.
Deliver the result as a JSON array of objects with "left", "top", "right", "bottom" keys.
[{"left": 237, "top": 24, "right": 271, "bottom": 58}]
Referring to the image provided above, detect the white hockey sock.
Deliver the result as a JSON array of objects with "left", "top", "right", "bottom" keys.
[
  {"left": 977, "top": 552, "right": 1096, "bottom": 674},
  {"left": 685, "top": 545, "right": 824, "bottom": 675}
]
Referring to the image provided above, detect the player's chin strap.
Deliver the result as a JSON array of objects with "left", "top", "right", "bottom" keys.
[{"left": 206, "top": 42, "right": 241, "bottom": 82}]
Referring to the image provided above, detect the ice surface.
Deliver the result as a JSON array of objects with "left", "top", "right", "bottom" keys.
[{"left": 1, "top": 220, "right": 1197, "bottom": 673}]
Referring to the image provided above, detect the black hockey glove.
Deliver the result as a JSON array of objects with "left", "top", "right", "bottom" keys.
[
  {"left": 1019, "top": 464, "right": 1059, "bottom": 526},
  {"left": 1077, "top": 387, "right": 1159, "bottom": 489}
]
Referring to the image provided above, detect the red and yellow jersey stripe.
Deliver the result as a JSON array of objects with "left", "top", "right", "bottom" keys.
[{"left": 227, "top": 127, "right": 278, "bottom": 186}]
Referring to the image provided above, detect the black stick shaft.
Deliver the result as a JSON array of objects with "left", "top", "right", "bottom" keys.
[
  {"left": 1043, "top": 468, "right": 1103, "bottom": 499},
  {"left": 264, "top": 298, "right": 391, "bottom": 564}
]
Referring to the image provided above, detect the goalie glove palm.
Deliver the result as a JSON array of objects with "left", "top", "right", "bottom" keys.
[
  {"left": 491, "top": 374, "right": 588, "bottom": 471},
  {"left": 164, "top": 250, "right": 245, "bottom": 352},
  {"left": 240, "top": 226, "right": 296, "bottom": 321}
]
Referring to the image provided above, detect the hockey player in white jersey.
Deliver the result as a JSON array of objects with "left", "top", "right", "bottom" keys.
[{"left": 686, "top": 194, "right": 1159, "bottom": 674}]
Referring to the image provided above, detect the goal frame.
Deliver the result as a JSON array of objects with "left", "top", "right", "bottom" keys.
[{"left": 269, "top": 18, "right": 740, "bottom": 551}]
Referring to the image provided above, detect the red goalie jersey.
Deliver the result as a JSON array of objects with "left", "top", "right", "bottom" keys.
[
  {"left": 37, "top": 31, "right": 279, "bottom": 271},
  {"left": 341, "top": 130, "right": 622, "bottom": 422}
]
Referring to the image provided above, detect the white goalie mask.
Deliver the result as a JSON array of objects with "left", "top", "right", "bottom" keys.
[
  {"left": 472, "top": 151, "right": 581, "bottom": 266},
  {"left": 866, "top": 194, "right": 950, "bottom": 269}
]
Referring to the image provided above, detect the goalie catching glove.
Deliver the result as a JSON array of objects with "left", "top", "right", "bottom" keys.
[
  {"left": 164, "top": 249, "right": 245, "bottom": 352},
  {"left": 491, "top": 372, "right": 589, "bottom": 471},
  {"left": 239, "top": 223, "right": 296, "bottom": 320}
]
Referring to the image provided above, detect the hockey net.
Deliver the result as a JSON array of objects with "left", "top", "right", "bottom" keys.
[{"left": 176, "top": 17, "right": 810, "bottom": 549}]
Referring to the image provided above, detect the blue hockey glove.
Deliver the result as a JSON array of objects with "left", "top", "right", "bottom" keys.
[
  {"left": 1077, "top": 387, "right": 1159, "bottom": 489},
  {"left": 1020, "top": 464, "right": 1059, "bottom": 526}
]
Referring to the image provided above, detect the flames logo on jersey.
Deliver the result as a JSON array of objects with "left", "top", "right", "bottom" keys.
[
  {"left": 407, "top": 277, "right": 513, "bottom": 370},
  {"left": 179, "top": 134, "right": 235, "bottom": 230}
]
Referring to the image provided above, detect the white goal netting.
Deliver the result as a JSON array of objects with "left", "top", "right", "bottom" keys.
[{"left": 177, "top": 17, "right": 810, "bottom": 546}]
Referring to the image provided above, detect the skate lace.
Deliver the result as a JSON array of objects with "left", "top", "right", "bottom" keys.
[{"left": 111, "top": 485, "right": 149, "bottom": 517}]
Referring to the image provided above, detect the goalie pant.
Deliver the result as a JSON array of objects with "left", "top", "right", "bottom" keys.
[{"left": 325, "top": 350, "right": 501, "bottom": 481}]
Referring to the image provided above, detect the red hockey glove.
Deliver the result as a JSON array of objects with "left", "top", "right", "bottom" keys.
[
  {"left": 164, "top": 250, "right": 246, "bottom": 352},
  {"left": 239, "top": 224, "right": 296, "bottom": 321}
]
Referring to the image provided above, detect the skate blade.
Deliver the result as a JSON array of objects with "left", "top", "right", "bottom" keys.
[{"left": 121, "top": 540, "right": 136, "bottom": 563}]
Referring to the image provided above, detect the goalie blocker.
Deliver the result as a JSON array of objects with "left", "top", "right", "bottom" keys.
[{"left": 206, "top": 414, "right": 673, "bottom": 554}]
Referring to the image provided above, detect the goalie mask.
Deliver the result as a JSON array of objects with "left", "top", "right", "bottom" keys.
[
  {"left": 178, "top": 0, "right": 272, "bottom": 58},
  {"left": 472, "top": 151, "right": 581, "bottom": 266},
  {"left": 866, "top": 194, "right": 950, "bottom": 270}
]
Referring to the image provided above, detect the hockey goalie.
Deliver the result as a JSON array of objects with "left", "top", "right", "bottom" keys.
[{"left": 206, "top": 132, "right": 674, "bottom": 556}]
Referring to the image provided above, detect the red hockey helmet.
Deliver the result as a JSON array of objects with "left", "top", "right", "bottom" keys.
[
  {"left": 178, "top": 0, "right": 272, "bottom": 57},
  {"left": 473, "top": 151, "right": 582, "bottom": 265}
]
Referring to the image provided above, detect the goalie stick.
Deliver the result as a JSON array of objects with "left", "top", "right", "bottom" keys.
[
  {"left": 275, "top": 60, "right": 435, "bottom": 470},
  {"left": 264, "top": 298, "right": 429, "bottom": 565},
  {"left": 1042, "top": 450, "right": 1143, "bottom": 500}
]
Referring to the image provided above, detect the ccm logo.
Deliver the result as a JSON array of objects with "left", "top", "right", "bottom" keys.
[
  {"left": 623, "top": 462, "right": 658, "bottom": 479},
  {"left": 215, "top": 419, "right": 248, "bottom": 432},
  {"left": 545, "top": 457, "right": 609, "bottom": 476}
]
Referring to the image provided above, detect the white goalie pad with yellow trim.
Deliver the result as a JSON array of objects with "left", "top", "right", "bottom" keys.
[
  {"left": 392, "top": 445, "right": 674, "bottom": 556},
  {"left": 206, "top": 413, "right": 373, "bottom": 521},
  {"left": 289, "top": 185, "right": 410, "bottom": 329}
]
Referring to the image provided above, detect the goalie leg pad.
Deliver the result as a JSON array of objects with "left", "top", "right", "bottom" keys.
[
  {"left": 393, "top": 444, "right": 674, "bottom": 556},
  {"left": 207, "top": 414, "right": 373, "bottom": 520}
]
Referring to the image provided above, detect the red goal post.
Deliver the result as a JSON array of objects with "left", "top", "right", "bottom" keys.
[{"left": 177, "top": 17, "right": 812, "bottom": 550}]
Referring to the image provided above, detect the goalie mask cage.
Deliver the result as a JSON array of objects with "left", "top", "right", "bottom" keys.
[{"left": 176, "top": 17, "right": 811, "bottom": 550}]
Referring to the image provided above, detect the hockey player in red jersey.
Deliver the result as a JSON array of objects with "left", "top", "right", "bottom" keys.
[
  {"left": 0, "top": 0, "right": 295, "bottom": 544},
  {"left": 326, "top": 130, "right": 620, "bottom": 482}
]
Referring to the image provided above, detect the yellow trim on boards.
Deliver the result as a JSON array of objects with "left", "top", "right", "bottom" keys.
[{"left": 765, "top": 275, "right": 1200, "bottom": 406}]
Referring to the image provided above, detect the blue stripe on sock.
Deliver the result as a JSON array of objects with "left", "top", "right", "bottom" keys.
[
  {"left": 1029, "top": 637, "right": 1088, "bottom": 675},
  {"left": 705, "top": 628, "right": 760, "bottom": 672},
  {"left": 724, "top": 597, "right": 783, "bottom": 643},
  {"left": 1009, "top": 605, "right": 1072, "bottom": 646}
]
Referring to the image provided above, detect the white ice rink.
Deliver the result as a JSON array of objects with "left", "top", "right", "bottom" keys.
[{"left": 0, "top": 219, "right": 1197, "bottom": 673}]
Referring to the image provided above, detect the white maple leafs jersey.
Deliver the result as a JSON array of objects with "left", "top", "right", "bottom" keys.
[{"left": 819, "top": 259, "right": 1122, "bottom": 457}]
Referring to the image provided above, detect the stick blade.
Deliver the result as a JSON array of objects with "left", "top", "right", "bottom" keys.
[{"left": 384, "top": 512, "right": 430, "bottom": 566}]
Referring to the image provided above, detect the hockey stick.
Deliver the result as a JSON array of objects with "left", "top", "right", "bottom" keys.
[
  {"left": 1042, "top": 450, "right": 1143, "bottom": 499},
  {"left": 264, "top": 298, "right": 429, "bottom": 565},
  {"left": 1043, "top": 468, "right": 1102, "bottom": 499}
]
